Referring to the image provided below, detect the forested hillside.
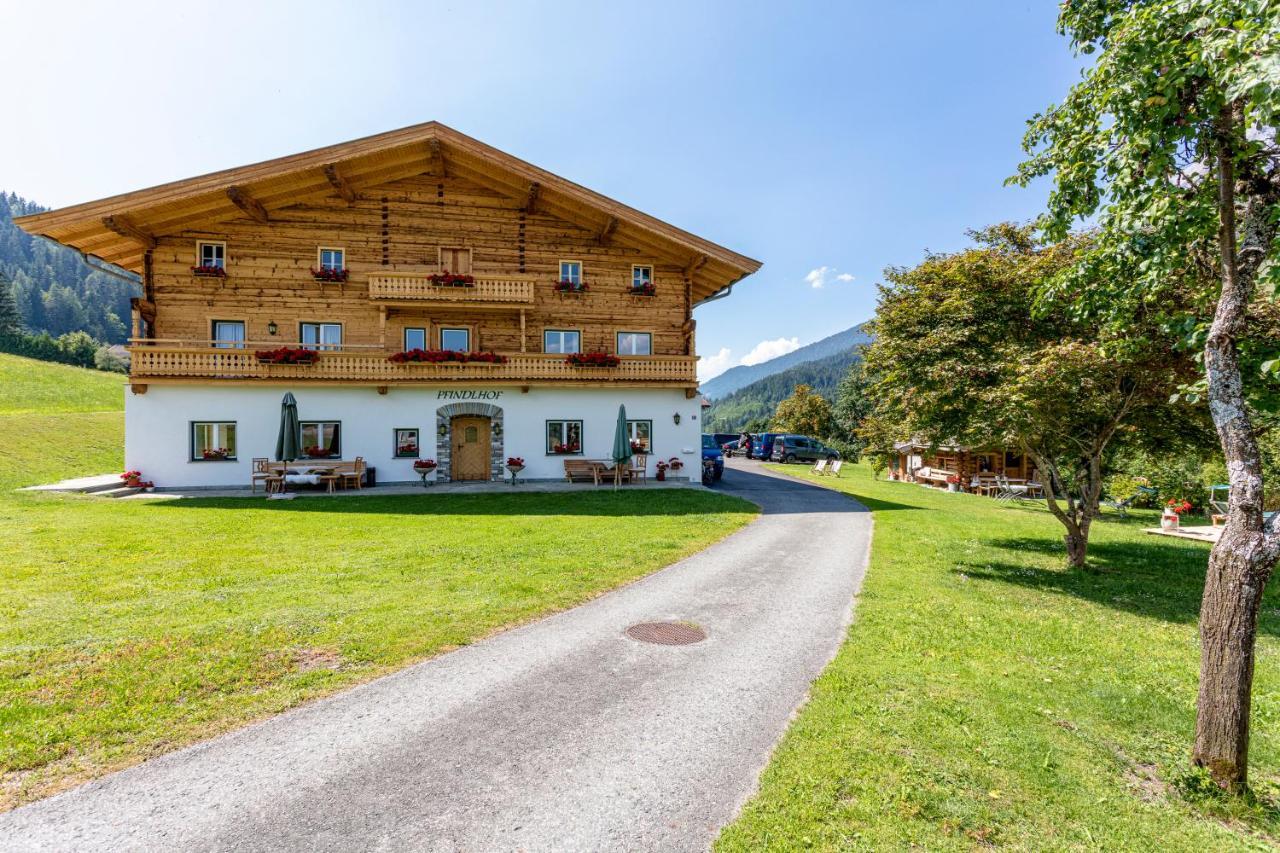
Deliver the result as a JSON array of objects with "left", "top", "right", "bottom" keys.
[
  {"left": 699, "top": 324, "right": 872, "bottom": 399},
  {"left": 0, "top": 192, "right": 139, "bottom": 343},
  {"left": 703, "top": 347, "right": 860, "bottom": 432}
]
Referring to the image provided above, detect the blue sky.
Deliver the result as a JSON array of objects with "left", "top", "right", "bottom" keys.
[{"left": 1, "top": 1, "right": 1079, "bottom": 380}]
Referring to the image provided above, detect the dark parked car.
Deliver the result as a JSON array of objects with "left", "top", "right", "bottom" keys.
[
  {"left": 712, "top": 432, "right": 740, "bottom": 450},
  {"left": 751, "top": 432, "right": 783, "bottom": 461},
  {"left": 770, "top": 434, "right": 841, "bottom": 464},
  {"left": 701, "top": 434, "right": 724, "bottom": 480}
]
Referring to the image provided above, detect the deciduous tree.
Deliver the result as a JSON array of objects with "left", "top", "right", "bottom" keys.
[{"left": 772, "top": 384, "right": 834, "bottom": 438}]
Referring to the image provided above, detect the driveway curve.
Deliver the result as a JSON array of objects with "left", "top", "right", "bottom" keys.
[{"left": 0, "top": 460, "right": 871, "bottom": 852}]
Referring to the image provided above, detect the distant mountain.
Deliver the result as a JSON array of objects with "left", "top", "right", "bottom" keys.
[
  {"left": 702, "top": 346, "right": 862, "bottom": 433},
  {"left": 700, "top": 323, "right": 872, "bottom": 400}
]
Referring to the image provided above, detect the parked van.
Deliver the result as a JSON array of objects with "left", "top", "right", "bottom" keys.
[
  {"left": 751, "top": 432, "right": 783, "bottom": 460},
  {"left": 770, "top": 434, "right": 841, "bottom": 464}
]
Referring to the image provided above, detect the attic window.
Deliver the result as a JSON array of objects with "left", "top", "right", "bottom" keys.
[
  {"left": 318, "top": 247, "right": 345, "bottom": 271},
  {"left": 197, "top": 241, "right": 225, "bottom": 270}
]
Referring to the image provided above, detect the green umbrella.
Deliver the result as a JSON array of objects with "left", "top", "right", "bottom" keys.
[
  {"left": 611, "top": 404, "right": 633, "bottom": 488},
  {"left": 274, "top": 392, "right": 301, "bottom": 493}
]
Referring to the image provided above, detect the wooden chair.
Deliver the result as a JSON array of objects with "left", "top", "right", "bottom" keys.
[
  {"left": 319, "top": 470, "right": 341, "bottom": 493},
  {"left": 811, "top": 459, "right": 828, "bottom": 476},
  {"left": 564, "top": 459, "right": 599, "bottom": 484},
  {"left": 340, "top": 457, "right": 365, "bottom": 490},
  {"left": 250, "top": 458, "right": 272, "bottom": 493},
  {"left": 629, "top": 454, "right": 648, "bottom": 485}
]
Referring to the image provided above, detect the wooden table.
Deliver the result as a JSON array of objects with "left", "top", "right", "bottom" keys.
[{"left": 587, "top": 460, "right": 625, "bottom": 486}]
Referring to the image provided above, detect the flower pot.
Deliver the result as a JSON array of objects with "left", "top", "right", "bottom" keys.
[
  {"left": 1161, "top": 511, "right": 1180, "bottom": 531},
  {"left": 947, "top": 483, "right": 960, "bottom": 492}
]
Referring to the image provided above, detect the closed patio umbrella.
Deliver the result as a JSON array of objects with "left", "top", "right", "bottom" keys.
[
  {"left": 611, "top": 404, "right": 633, "bottom": 488},
  {"left": 274, "top": 392, "right": 301, "bottom": 494}
]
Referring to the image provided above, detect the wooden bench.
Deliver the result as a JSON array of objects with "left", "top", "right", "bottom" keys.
[{"left": 564, "top": 459, "right": 600, "bottom": 484}]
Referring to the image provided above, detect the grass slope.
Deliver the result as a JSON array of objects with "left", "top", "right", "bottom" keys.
[
  {"left": 717, "top": 464, "right": 1280, "bottom": 851},
  {"left": 0, "top": 353, "right": 125, "bottom": 415},
  {"left": 0, "top": 353, "right": 758, "bottom": 809}
]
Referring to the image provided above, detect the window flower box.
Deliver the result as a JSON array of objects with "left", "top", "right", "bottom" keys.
[
  {"left": 255, "top": 347, "right": 320, "bottom": 365},
  {"left": 428, "top": 271, "right": 476, "bottom": 287},
  {"left": 628, "top": 281, "right": 656, "bottom": 297},
  {"left": 550, "top": 443, "right": 581, "bottom": 455},
  {"left": 565, "top": 352, "right": 620, "bottom": 368},
  {"left": 304, "top": 445, "right": 336, "bottom": 459},
  {"left": 387, "top": 349, "right": 509, "bottom": 364},
  {"left": 191, "top": 265, "right": 226, "bottom": 278},
  {"left": 311, "top": 267, "right": 349, "bottom": 283},
  {"left": 201, "top": 448, "right": 232, "bottom": 461},
  {"left": 554, "top": 279, "right": 589, "bottom": 294}
]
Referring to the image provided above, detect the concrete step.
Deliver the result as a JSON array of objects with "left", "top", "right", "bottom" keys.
[{"left": 97, "top": 486, "right": 143, "bottom": 499}]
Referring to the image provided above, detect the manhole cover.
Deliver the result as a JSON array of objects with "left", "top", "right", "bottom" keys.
[{"left": 625, "top": 621, "right": 706, "bottom": 645}]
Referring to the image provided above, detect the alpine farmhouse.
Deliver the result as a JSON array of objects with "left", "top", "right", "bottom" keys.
[{"left": 15, "top": 123, "right": 760, "bottom": 487}]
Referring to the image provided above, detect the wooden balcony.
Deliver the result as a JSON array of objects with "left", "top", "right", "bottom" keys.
[
  {"left": 366, "top": 272, "right": 535, "bottom": 307},
  {"left": 126, "top": 341, "right": 697, "bottom": 387}
]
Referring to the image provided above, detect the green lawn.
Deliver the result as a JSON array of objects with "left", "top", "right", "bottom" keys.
[
  {"left": 0, "top": 353, "right": 126, "bottom": 415},
  {"left": 0, "top": 354, "right": 758, "bottom": 810},
  {"left": 717, "top": 464, "right": 1280, "bottom": 852}
]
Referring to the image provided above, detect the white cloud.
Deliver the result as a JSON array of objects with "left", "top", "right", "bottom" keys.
[
  {"left": 804, "top": 266, "right": 855, "bottom": 288},
  {"left": 740, "top": 337, "right": 801, "bottom": 366},
  {"left": 698, "top": 347, "right": 734, "bottom": 382}
]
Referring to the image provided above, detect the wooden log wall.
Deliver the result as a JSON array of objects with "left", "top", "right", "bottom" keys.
[{"left": 149, "top": 173, "right": 690, "bottom": 354}]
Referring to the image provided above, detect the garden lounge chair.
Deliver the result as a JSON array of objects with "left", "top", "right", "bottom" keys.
[
  {"left": 1103, "top": 484, "right": 1158, "bottom": 518},
  {"left": 812, "top": 459, "right": 828, "bottom": 476},
  {"left": 827, "top": 459, "right": 843, "bottom": 477},
  {"left": 995, "top": 475, "right": 1030, "bottom": 503}
]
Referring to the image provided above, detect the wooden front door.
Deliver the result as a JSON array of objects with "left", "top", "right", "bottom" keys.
[{"left": 451, "top": 416, "right": 490, "bottom": 481}]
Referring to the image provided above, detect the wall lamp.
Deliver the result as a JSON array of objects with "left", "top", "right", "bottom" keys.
[
  {"left": 673, "top": 412, "right": 682, "bottom": 425},
  {"left": 438, "top": 422, "right": 448, "bottom": 437},
  {"left": 267, "top": 320, "right": 278, "bottom": 336}
]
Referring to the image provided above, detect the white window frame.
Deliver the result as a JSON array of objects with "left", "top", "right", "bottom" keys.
[
  {"left": 300, "top": 322, "right": 343, "bottom": 351},
  {"left": 546, "top": 419, "right": 584, "bottom": 455},
  {"left": 631, "top": 265, "right": 653, "bottom": 288},
  {"left": 558, "top": 260, "right": 582, "bottom": 285},
  {"left": 211, "top": 319, "right": 246, "bottom": 349},
  {"left": 626, "top": 419, "right": 652, "bottom": 453},
  {"left": 439, "top": 327, "right": 470, "bottom": 352},
  {"left": 191, "top": 421, "right": 237, "bottom": 461},
  {"left": 543, "top": 329, "right": 581, "bottom": 354},
  {"left": 403, "top": 327, "right": 427, "bottom": 351},
  {"left": 196, "top": 240, "right": 226, "bottom": 269},
  {"left": 317, "top": 246, "right": 345, "bottom": 271},
  {"left": 300, "top": 421, "right": 342, "bottom": 458},
  {"left": 616, "top": 331, "right": 652, "bottom": 356}
]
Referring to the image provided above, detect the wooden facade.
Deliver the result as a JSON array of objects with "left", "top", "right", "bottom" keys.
[
  {"left": 15, "top": 122, "right": 761, "bottom": 391},
  {"left": 892, "top": 441, "right": 1033, "bottom": 490}
]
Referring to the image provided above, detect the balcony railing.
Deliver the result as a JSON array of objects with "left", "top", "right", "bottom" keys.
[
  {"left": 127, "top": 340, "right": 696, "bottom": 385},
  {"left": 366, "top": 273, "right": 535, "bottom": 306}
]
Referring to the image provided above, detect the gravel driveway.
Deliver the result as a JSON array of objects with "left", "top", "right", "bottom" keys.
[{"left": 0, "top": 460, "right": 871, "bottom": 852}]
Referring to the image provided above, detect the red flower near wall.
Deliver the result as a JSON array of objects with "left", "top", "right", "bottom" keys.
[
  {"left": 255, "top": 347, "right": 320, "bottom": 365},
  {"left": 311, "top": 267, "right": 349, "bottom": 282},
  {"left": 191, "top": 265, "right": 226, "bottom": 277},
  {"left": 555, "top": 279, "right": 589, "bottom": 293},
  {"left": 428, "top": 271, "right": 476, "bottom": 287},
  {"left": 388, "top": 349, "right": 509, "bottom": 364},
  {"left": 565, "top": 352, "right": 620, "bottom": 367},
  {"left": 628, "top": 281, "right": 656, "bottom": 296}
]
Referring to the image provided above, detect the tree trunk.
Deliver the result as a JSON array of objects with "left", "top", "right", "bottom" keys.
[
  {"left": 1064, "top": 523, "right": 1089, "bottom": 570},
  {"left": 1192, "top": 103, "right": 1280, "bottom": 791},
  {"left": 1195, "top": 531, "right": 1270, "bottom": 790}
]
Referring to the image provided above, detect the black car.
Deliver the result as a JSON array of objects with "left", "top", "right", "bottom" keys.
[{"left": 770, "top": 434, "right": 841, "bottom": 463}]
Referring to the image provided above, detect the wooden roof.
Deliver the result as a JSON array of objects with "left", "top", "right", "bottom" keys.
[{"left": 14, "top": 121, "right": 760, "bottom": 302}]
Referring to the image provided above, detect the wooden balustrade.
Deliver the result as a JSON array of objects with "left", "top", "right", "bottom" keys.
[
  {"left": 366, "top": 273, "right": 535, "bottom": 305},
  {"left": 127, "top": 343, "right": 696, "bottom": 385}
]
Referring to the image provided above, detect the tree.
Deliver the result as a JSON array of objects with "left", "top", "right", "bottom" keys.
[
  {"left": 772, "top": 384, "right": 834, "bottom": 437},
  {"left": 0, "top": 271, "right": 22, "bottom": 335},
  {"left": 829, "top": 356, "right": 873, "bottom": 462},
  {"left": 1010, "top": 0, "right": 1280, "bottom": 791},
  {"left": 862, "top": 225, "right": 1195, "bottom": 570}
]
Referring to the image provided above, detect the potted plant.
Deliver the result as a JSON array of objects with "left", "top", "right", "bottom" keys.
[
  {"left": 1163, "top": 498, "right": 1192, "bottom": 531},
  {"left": 555, "top": 279, "right": 589, "bottom": 294},
  {"left": 201, "top": 447, "right": 231, "bottom": 461},
  {"left": 667, "top": 457, "right": 684, "bottom": 476},
  {"left": 120, "top": 470, "right": 155, "bottom": 490},
  {"left": 565, "top": 352, "right": 620, "bottom": 368},
  {"left": 191, "top": 264, "right": 226, "bottom": 278},
  {"left": 311, "top": 266, "right": 349, "bottom": 283},
  {"left": 413, "top": 458, "right": 438, "bottom": 487},
  {"left": 388, "top": 349, "right": 508, "bottom": 365},
  {"left": 655, "top": 459, "right": 669, "bottom": 481},
  {"left": 428, "top": 271, "right": 476, "bottom": 287},
  {"left": 255, "top": 347, "right": 320, "bottom": 365},
  {"left": 506, "top": 456, "right": 525, "bottom": 485},
  {"left": 946, "top": 473, "right": 963, "bottom": 493},
  {"left": 550, "top": 442, "right": 580, "bottom": 455},
  {"left": 305, "top": 445, "right": 334, "bottom": 459},
  {"left": 628, "top": 280, "right": 656, "bottom": 297}
]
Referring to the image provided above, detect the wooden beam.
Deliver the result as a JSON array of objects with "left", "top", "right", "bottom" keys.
[
  {"left": 523, "top": 181, "right": 540, "bottom": 214},
  {"left": 322, "top": 164, "right": 358, "bottom": 204},
  {"left": 131, "top": 297, "right": 157, "bottom": 323},
  {"left": 597, "top": 216, "right": 618, "bottom": 245},
  {"left": 427, "top": 139, "right": 446, "bottom": 177},
  {"left": 225, "top": 186, "right": 269, "bottom": 223},
  {"left": 683, "top": 254, "right": 708, "bottom": 278},
  {"left": 101, "top": 215, "right": 155, "bottom": 250},
  {"left": 130, "top": 383, "right": 148, "bottom": 395}
]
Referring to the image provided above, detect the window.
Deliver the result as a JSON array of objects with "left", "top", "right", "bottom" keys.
[
  {"left": 318, "top": 247, "right": 345, "bottom": 271},
  {"left": 197, "top": 241, "right": 225, "bottom": 269},
  {"left": 211, "top": 320, "right": 245, "bottom": 349},
  {"left": 543, "top": 329, "right": 581, "bottom": 354},
  {"left": 300, "top": 323, "right": 342, "bottom": 350},
  {"left": 632, "top": 265, "right": 653, "bottom": 288},
  {"left": 439, "top": 247, "right": 472, "bottom": 274},
  {"left": 440, "top": 327, "right": 470, "bottom": 351},
  {"left": 403, "top": 327, "right": 427, "bottom": 351},
  {"left": 393, "top": 428, "right": 420, "bottom": 458},
  {"left": 192, "top": 421, "right": 237, "bottom": 461},
  {"left": 301, "top": 421, "right": 341, "bottom": 458},
  {"left": 558, "top": 260, "right": 582, "bottom": 285},
  {"left": 626, "top": 420, "right": 652, "bottom": 453},
  {"left": 546, "top": 420, "right": 583, "bottom": 454},
  {"left": 616, "top": 332, "right": 652, "bottom": 356}
]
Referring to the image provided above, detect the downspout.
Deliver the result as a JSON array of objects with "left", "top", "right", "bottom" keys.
[{"left": 33, "top": 235, "right": 142, "bottom": 287}]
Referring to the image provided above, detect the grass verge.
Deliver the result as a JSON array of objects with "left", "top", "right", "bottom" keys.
[{"left": 716, "top": 462, "right": 1280, "bottom": 851}]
